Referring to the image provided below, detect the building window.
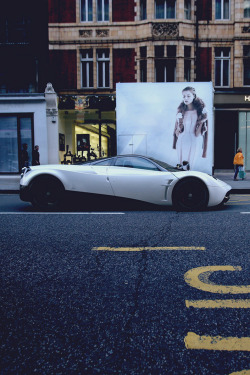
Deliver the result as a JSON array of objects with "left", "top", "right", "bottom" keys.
[
  {"left": 243, "top": 46, "right": 250, "bottom": 85},
  {"left": 184, "top": 0, "right": 191, "bottom": 20},
  {"left": 81, "top": 0, "right": 93, "bottom": 22},
  {"left": 140, "top": 0, "right": 147, "bottom": 20},
  {"left": 155, "top": 45, "right": 176, "bottom": 82},
  {"left": 184, "top": 46, "right": 191, "bottom": 81},
  {"left": 215, "top": 0, "right": 230, "bottom": 20},
  {"left": 0, "top": 114, "right": 33, "bottom": 173},
  {"left": 81, "top": 50, "right": 94, "bottom": 88},
  {"left": 97, "top": 0, "right": 109, "bottom": 21},
  {"left": 97, "top": 49, "right": 110, "bottom": 88},
  {"left": 0, "top": 16, "right": 31, "bottom": 44},
  {"left": 215, "top": 47, "right": 230, "bottom": 87},
  {"left": 244, "top": 0, "right": 250, "bottom": 17},
  {"left": 155, "top": 0, "right": 176, "bottom": 19},
  {"left": 140, "top": 47, "right": 147, "bottom": 82}
]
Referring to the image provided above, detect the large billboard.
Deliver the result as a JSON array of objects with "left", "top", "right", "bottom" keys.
[{"left": 116, "top": 82, "right": 214, "bottom": 174}]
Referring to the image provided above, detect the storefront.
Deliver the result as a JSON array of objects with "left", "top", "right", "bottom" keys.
[
  {"left": 58, "top": 95, "right": 116, "bottom": 164},
  {"left": 0, "top": 94, "right": 48, "bottom": 174},
  {"left": 214, "top": 91, "right": 250, "bottom": 171}
]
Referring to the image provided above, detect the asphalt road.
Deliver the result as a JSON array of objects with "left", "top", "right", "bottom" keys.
[{"left": 0, "top": 194, "right": 250, "bottom": 375}]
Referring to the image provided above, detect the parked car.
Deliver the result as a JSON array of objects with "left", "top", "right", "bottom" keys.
[{"left": 20, "top": 155, "right": 231, "bottom": 211}]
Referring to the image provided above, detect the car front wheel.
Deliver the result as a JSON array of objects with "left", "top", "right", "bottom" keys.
[
  {"left": 30, "top": 176, "right": 64, "bottom": 210},
  {"left": 173, "top": 178, "right": 208, "bottom": 211}
]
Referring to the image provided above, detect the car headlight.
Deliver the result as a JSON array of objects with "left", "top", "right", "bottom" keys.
[{"left": 21, "top": 167, "right": 31, "bottom": 178}]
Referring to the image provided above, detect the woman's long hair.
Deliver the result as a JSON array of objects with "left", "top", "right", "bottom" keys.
[{"left": 177, "top": 87, "right": 205, "bottom": 118}]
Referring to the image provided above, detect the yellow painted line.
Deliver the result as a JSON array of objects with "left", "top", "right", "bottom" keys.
[
  {"left": 184, "top": 265, "right": 250, "bottom": 294},
  {"left": 229, "top": 371, "right": 250, "bottom": 375},
  {"left": 92, "top": 246, "right": 206, "bottom": 252},
  {"left": 184, "top": 332, "right": 250, "bottom": 351},
  {"left": 186, "top": 299, "right": 250, "bottom": 309}
]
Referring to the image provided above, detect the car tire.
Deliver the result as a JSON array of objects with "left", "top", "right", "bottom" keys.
[
  {"left": 30, "top": 176, "right": 64, "bottom": 210},
  {"left": 172, "top": 178, "right": 208, "bottom": 211}
]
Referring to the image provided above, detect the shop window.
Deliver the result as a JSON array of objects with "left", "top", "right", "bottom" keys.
[
  {"left": 244, "top": 0, "right": 250, "bottom": 17},
  {"left": 215, "top": 0, "right": 230, "bottom": 20},
  {"left": 97, "top": 0, "right": 109, "bottom": 21},
  {"left": 239, "top": 112, "right": 250, "bottom": 170},
  {"left": 0, "top": 114, "right": 33, "bottom": 173},
  {"left": 215, "top": 47, "right": 230, "bottom": 87},
  {"left": 80, "top": 0, "right": 93, "bottom": 22},
  {"left": 184, "top": 46, "right": 191, "bottom": 82},
  {"left": 184, "top": 0, "right": 191, "bottom": 20},
  {"left": 140, "top": 47, "right": 147, "bottom": 82},
  {"left": 155, "top": 0, "right": 176, "bottom": 19},
  {"left": 243, "top": 46, "right": 250, "bottom": 85},
  {"left": 97, "top": 49, "right": 110, "bottom": 88},
  {"left": 140, "top": 0, "right": 147, "bottom": 20},
  {"left": 81, "top": 49, "right": 94, "bottom": 88}
]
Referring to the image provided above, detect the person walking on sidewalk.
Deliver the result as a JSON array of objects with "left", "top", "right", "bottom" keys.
[
  {"left": 32, "top": 145, "right": 40, "bottom": 166},
  {"left": 233, "top": 147, "right": 244, "bottom": 180}
]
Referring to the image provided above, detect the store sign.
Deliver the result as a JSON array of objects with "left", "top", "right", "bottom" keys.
[
  {"left": 116, "top": 82, "right": 214, "bottom": 174},
  {"left": 244, "top": 95, "right": 250, "bottom": 102}
]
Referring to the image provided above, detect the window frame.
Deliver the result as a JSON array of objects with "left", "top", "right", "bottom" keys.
[
  {"left": 184, "top": 0, "right": 191, "bottom": 20},
  {"left": 214, "top": 47, "right": 230, "bottom": 87},
  {"left": 155, "top": 0, "right": 176, "bottom": 19},
  {"left": 97, "top": 49, "right": 110, "bottom": 88},
  {"left": 97, "top": 0, "right": 109, "bottom": 22},
  {"left": 243, "top": 45, "right": 250, "bottom": 86},
  {"left": 0, "top": 113, "right": 34, "bottom": 174},
  {"left": 140, "top": 0, "right": 147, "bottom": 20},
  {"left": 81, "top": 49, "right": 94, "bottom": 88},
  {"left": 215, "top": 0, "right": 230, "bottom": 20},
  {"left": 244, "top": 0, "right": 250, "bottom": 18},
  {"left": 80, "top": 0, "right": 93, "bottom": 22}
]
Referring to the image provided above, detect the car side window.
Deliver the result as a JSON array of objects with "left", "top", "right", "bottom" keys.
[
  {"left": 93, "top": 159, "right": 111, "bottom": 166},
  {"left": 115, "top": 157, "right": 159, "bottom": 171}
]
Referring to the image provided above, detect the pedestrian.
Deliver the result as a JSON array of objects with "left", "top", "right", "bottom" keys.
[
  {"left": 32, "top": 145, "right": 40, "bottom": 166},
  {"left": 233, "top": 147, "right": 244, "bottom": 180},
  {"left": 21, "top": 143, "right": 29, "bottom": 168},
  {"left": 173, "top": 86, "right": 208, "bottom": 170}
]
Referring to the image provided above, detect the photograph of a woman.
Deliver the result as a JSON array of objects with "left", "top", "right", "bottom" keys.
[{"left": 173, "top": 86, "right": 208, "bottom": 170}]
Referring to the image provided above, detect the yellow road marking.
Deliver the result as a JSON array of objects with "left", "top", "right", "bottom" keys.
[
  {"left": 186, "top": 299, "right": 250, "bottom": 308},
  {"left": 184, "top": 332, "right": 250, "bottom": 351},
  {"left": 229, "top": 371, "right": 250, "bottom": 375},
  {"left": 92, "top": 246, "right": 206, "bottom": 251},
  {"left": 184, "top": 265, "right": 250, "bottom": 294}
]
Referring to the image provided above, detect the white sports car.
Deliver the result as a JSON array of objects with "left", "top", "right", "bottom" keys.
[{"left": 20, "top": 155, "right": 231, "bottom": 211}]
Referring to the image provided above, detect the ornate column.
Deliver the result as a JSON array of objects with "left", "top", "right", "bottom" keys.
[{"left": 45, "top": 83, "right": 59, "bottom": 164}]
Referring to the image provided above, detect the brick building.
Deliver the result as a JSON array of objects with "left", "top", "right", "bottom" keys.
[
  {"left": 1, "top": 0, "right": 250, "bottom": 178},
  {"left": 48, "top": 0, "right": 250, "bottom": 170}
]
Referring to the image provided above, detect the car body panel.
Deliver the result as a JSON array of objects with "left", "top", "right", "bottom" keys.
[
  {"left": 107, "top": 166, "right": 176, "bottom": 205},
  {"left": 20, "top": 156, "right": 232, "bottom": 210}
]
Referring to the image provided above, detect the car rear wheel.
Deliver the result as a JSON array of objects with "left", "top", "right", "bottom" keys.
[
  {"left": 30, "top": 176, "right": 64, "bottom": 210},
  {"left": 173, "top": 178, "right": 208, "bottom": 211}
]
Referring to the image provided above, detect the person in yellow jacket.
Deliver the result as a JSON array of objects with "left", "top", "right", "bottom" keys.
[{"left": 233, "top": 147, "right": 244, "bottom": 180}]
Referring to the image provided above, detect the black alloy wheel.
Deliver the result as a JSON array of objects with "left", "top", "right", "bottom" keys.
[
  {"left": 173, "top": 178, "right": 208, "bottom": 211},
  {"left": 31, "top": 176, "right": 64, "bottom": 210}
]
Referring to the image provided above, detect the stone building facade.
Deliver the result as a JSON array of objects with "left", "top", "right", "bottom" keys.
[{"left": 48, "top": 0, "right": 250, "bottom": 169}]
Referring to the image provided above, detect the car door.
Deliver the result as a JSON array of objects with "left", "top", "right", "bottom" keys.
[
  {"left": 107, "top": 156, "right": 174, "bottom": 205},
  {"left": 67, "top": 165, "right": 114, "bottom": 196}
]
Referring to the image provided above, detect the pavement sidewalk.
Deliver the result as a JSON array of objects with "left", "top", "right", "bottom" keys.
[{"left": 214, "top": 170, "right": 250, "bottom": 194}]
